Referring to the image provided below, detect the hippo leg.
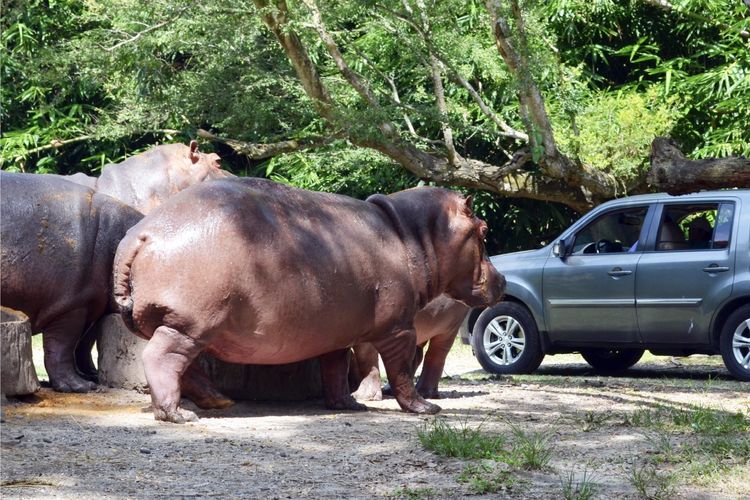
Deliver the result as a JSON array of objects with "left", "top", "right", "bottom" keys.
[
  {"left": 74, "top": 323, "right": 99, "bottom": 383},
  {"left": 382, "top": 344, "right": 424, "bottom": 397},
  {"left": 351, "top": 343, "right": 383, "bottom": 402},
  {"left": 374, "top": 330, "right": 440, "bottom": 414},
  {"left": 180, "top": 360, "right": 235, "bottom": 410},
  {"left": 320, "top": 349, "right": 367, "bottom": 411},
  {"left": 415, "top": 333, "right": 454, "bottom": 399},
  {"left": 142, "top": 325, "right": 202, "bottom": 423},
  {"left": 42, "top": 309, "right": 98, "bottom": 393}
]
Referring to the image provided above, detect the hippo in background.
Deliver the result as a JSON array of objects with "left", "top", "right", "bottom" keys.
[
  {"left": 49, "top": 140, "right": 233, "bottom": 379},
  {"left": 351, "top": 294, "right": 472, "bottom": 401},
  {"left": 0, "top": 172, "right": 144, "bottom": 392},
  {"left": 59, "top": 140, "right": 231, "bottom": 215},
  {"left": 113, "top": 177, "right": 504, "bottom": 422}
]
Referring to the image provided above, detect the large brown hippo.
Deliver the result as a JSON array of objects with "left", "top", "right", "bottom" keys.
[
  {"left": 113, "top": 177, "right": 504, "bottom": 423},
  {"left": 0, "top": 172, "right": 144, "bottom": 392},
  {"left": 351, "top": 294, "right": 471, "bottom": 401}
]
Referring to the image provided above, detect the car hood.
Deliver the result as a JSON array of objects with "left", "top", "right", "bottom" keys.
[{"left": 489, "top": 247, "right": 550, "bottom": 271}]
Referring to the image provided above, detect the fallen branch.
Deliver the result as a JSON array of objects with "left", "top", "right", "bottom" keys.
[{"left": 647, "top": 137, "right": 750, "bottom": 194}]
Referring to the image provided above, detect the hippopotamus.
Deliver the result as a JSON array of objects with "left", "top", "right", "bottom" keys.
[
  {"left": 63, "top": 140, "right": 231, "bottom": 215},
  {"left": 0, "top": 172, "right": 144, "bottom": 392},
  {"left": 51, "top": 141, "right": 232, "bottom": 379},
  {"left": 351, "top": 294, "right": 471, "bottom": 401},
  {"left": 113, "top": 177, "right": 504, "bottom": 422}
]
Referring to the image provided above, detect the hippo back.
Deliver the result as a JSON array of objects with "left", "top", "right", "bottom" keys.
[
  {"left": 96, "top": 141, "right": 232, "bottom": 214},
  {"left": 0, "top": 172, "right": 143, "bottom": 331}
]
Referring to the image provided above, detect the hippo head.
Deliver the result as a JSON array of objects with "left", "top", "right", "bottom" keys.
[
  {"left": 437, "top": 194, "right": 505, "bottom": 308},
  {"left": 185, "top": 140, "right": 234, "bottom": 183},
  {"left": 376, "top": 187, "right": 505, "bottom": 309}
]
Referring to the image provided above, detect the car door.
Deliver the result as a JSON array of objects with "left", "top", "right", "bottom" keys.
[
  {"left": 635, "top": 201, "right": 736, "bottom": 345},
  {"left": 543, "top": 205, "right": 651, "bottom": 344}
]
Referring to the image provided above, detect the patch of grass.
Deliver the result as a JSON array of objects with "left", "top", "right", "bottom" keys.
[
  {"left": 458, "top": 462, "right": 520, "bottom": 494},
  {"left": 626, "top": 404, "right": 750, "bottom": 435},
  {"left": 579, "top": 410, "right": 611, "bottom": 432},
  {"left": 508, "top": 426, "right": 555, "bottom": 470},
  {"left": 390, "top": 486, "right": 436, "bottom": 499},
  {"left": 629, "top": 460, "right": 676, "bottom": 500},
  {"left": 560, "top": 467, "right": 597, "bottom": 500},
  {"left": 417, "top": 418, "right": 506, "bottom": 460},
  {"left": 626, "top": 404, "right": 750, "bottom": 492}
]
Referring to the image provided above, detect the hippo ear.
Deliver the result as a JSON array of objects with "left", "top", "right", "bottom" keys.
[
  {"left": 189, "top": 140, "right": 199, "bottom": 163},
  {"left": 464, "top": 195, "right": 474, "bottom": 215}
]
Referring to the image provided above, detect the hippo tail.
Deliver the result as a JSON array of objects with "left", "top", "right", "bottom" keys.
[{"left": 112, "top": 230, "right": 147, "bottom": 332}]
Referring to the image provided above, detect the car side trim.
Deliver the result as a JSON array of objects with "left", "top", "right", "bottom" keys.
[
  {"left": 548, "top": 299, "right": 634, "bottom": 307},
  {"left": 636, "top": 298, "right": 704, "bottom": 306}
]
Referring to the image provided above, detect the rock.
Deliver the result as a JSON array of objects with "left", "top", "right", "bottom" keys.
[{"left": 1, "top": 307, "right": 41, "bottom": 396}]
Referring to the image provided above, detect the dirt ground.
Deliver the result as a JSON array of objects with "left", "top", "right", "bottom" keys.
[{"left": 1, "top": 346, "right": 748, "bottom": 499}]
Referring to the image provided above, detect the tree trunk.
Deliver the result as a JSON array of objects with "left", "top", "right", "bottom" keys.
[
  {"left": 0, "top": 307, "right": 40, "bottom": 396},
  {"left": 648, "top": 137, "right": 750, "bottom": 195},
  {"left": 96, "top": 314, "right": 148, "bottom": 391},
  {"left": 96, "top": 314, "right": 322, "bottom": 401}
]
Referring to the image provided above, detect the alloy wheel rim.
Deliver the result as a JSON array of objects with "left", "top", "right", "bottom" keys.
[
  {"left": 483, "top": 315, "right": 526, "bottom": 365},
  {"left": 732, "top": 318, "right": 750, "bottom": 371}
]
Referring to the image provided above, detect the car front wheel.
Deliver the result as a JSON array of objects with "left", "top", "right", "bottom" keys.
[
  {"left": 720, "top": 304, "right": 750, "bottom": 382},
  {"left": 580, "top": 348, "right": 644, "bottom": 375},
  {"left": 471, "top": 302, "right": 544, "bottom": 374}
]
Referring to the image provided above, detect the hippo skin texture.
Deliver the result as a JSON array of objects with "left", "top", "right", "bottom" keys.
[
  {"left": 0, "top": 172, "right": 144, "bottom": 393},
  {"left": 113, "top": 177, "right": 505, "bottom": 423}
]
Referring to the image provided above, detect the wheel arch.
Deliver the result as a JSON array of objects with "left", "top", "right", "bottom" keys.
[{"left": 711, "top": 297, "right": 750, "bottom": 350}]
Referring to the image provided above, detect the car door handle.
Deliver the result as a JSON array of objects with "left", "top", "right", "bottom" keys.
[
  {"left": 608, "top": 267, "right": 632, "bottom": 277},
  {"left": 702, "top": 265, "right": 730, "bottom": 273}
]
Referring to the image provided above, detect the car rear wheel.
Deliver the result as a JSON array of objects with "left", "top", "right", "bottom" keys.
[
  {"left": 720, "top": 304, "right": 750, "bottom": 382},
  {"left": 580, "top": 348, "right": 644, "bottom": 375},
  {"left": 471, "top": 302, "right": 544, "bottom": 374}
]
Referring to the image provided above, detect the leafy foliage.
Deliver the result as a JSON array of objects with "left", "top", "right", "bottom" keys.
[{"left": 1, "top": 0, "right": 748, "bottom": 248}]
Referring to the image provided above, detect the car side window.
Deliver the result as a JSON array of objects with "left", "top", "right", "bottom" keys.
[
  {"left": 571, "top": 207, "right": 648, "bottom": 255},
  {"left": 656, "top": 202, "right": 734, "bottom": 251}
]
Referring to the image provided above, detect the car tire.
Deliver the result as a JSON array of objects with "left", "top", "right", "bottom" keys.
[
  {"left": 579, "top": 348, "right": 644, "bottom": 375},
  {"left": 719, "top": 304, "right": 750, "bottom": 382},
  {"left": 470, "top": 302, "right": 544, "bottom": 374}
]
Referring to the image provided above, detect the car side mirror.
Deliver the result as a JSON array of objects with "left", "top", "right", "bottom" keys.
[{"left": 553, "top": 238, "right": 567, "bottom": 258}]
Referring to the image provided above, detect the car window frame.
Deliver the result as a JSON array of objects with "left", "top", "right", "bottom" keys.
[
  {"left": 642, "top": 200, "right": 737, "bottom": 253},
  {"left": 566, "top": 204, "right": 655, "bottom": 256}
]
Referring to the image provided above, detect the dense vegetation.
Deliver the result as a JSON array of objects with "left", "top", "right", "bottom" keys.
[{"left": 2, "top": 0, "right": 748, "bottom": 251}]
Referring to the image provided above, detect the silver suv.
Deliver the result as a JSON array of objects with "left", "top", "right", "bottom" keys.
[{"left": 461, "top": 190, "right": 750, "bottom": 381}]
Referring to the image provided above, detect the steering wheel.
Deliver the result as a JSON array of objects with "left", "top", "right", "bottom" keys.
[{"left": 595, "top": 238, "right": 613, "bottom": 254}]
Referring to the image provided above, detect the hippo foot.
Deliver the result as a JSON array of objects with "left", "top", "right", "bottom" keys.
[
  {"left": 417, "top": 388, "right": 440, "bottom": 399},
  {"left": 400, "top": 397, "right": 441, "bottom": 415},
  {"left": 325, "top": 395, "right": 368, "bottom": 412},
  {"left": 78, "top": 369, "right": 99, "bottom": 384},
  {"left": 352, "top": 384, "right": 383, "bottom": 402},
  {"left": 50, "top": 375, "right": 97, "bottom": 393},
  {"left": 153, "top": 406, "right": 198, "bottom": 424}
]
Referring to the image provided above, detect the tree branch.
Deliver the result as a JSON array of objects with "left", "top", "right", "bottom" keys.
[
  {"left": 647, "top": 137, "right": 750, "bottom": 194},
  {"left": 106, "top": 7, "right": 189, "bottom": 51},
  {"left": 196, "top": 129, "right": 340, "bottom": 159}
]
